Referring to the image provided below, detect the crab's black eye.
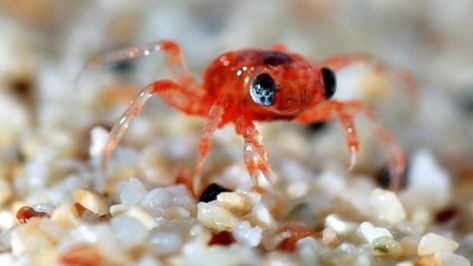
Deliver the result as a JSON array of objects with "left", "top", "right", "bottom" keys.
[
  {"left": 250, "top": 73, "right": 276, "bottom": 106},
  {"left": 321, "top": 67, "right": 336, "bottom": 99}
]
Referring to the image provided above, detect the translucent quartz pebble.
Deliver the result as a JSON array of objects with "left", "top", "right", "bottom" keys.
[
  {"left": 135, "top": 256, "right": 162, "bottom": 266},
  {"left": 65, "top": 223, "right": 126, "bottom": 264},
  {"left": 369, "top": 188, "right": 406, "bottom": 225},
  {"left": 150, "top": 231, "right": 183, "bottom": 256},
  {"left": 73, "top": 189, "right": 108, "bottom": 216},
  {"left": 435, "top": 251, "right": 470, "bottom": 266},
  {"left": 400, "top": 237, "right": 420, "bottom": 257},
  {"left": 402, "top": 149, "right": 451, "bottom": 211},
  {"left": 322, "top": 227, "right": 339, "bottom": 247},
  {"left": 418, "top": 233, "right": 459, "bottom": 256},
  {"left": 148, "top": 220, "right": 193, "bottom": 256},
  {"left": 0, "top": 227, "right": 14, "bottom": 252},
  {"left": 111, "top": 215, "right": 148, "bottom": 249},
  {"left": 109, "top": 204, "right": 157, "bottom": 230},
  {"left": 296, "top": 237, "right": 323, "bottom": 265},
  {"left": 246, "top": 202, "right": 276, "bottom": 229},
  {"left": 325, "top": 214, "right": 357, "bottom": 237},
  {"left": 359, "top": 222, "right": 393, "bottom": 245},
  {"left": 115, "top": 178, "right": 147, "bottom": 205},
  {"left": 141, "top": 185, "right": 194, "bottom": 215},
  {"left": 89, "top": 127, "right": 108, "bottom": 159},
  {"left": 197, "top": 201, "right": 240, "bottom": 232},
  {"left": 182, "top": 240, "right": 259, "bottom": 266},
  {"left": 233, "top": 221, "right": 263, "bottom": 247},
  {"left": 416, "top": 251, "right": 470, "bottom": 266},
  {"left": 51, "top": 203, "right": 80, "bottom": 229}
]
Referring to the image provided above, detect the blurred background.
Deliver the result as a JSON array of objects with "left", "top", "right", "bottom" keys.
[{"left": 0, "top": 0, "right": 472, "bottom": 235}]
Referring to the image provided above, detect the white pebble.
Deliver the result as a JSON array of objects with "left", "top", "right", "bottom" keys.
[
  {"left": 417, "top": 233, "right": 459, "bottom": 256},
  {"left": 51, "top": 203, "right": 80, "bottom": 229},
  {"left": 296, "top": 237, "right": 322, "bottom": 265},
  {"left": 0, "top": 210, "right": 14, "bottom": 230},
  {"left": 141, "top": 185, "right": 194, "bottom": 217},
  {"left": 197, "top": 201, "right": 240, "bottom": 231},
  {"left": 322, "top": 227, "right": 339, "bottom": 247},
  {"left": 115, "top": 178, "right": 147, "bottom": 205},
  {"left": 111, "top": 215, "right": 148, "bottom": 249},
  {"left": 73, "top": 189, "right": 108, "bottom": 216},
  {"left": 369, "top": 188, "right": 406, "bottom": 225},
  {"left": 89, "top": 127, "right": 108, "bottom": 159},
  {"left": 248, "top": 203, "right": 276, "bottom": 229},
  {"left": 109, "top": 204, "right": 157, "bottom": 230},
  {"left": 149, "top": 231, "right": 183, "bottom": 256},
  {"left": 233, "top": 221, "right": 263, "bottom": 247},
  {"left": 435, "top": 251, "right": 470, "bottom": 266},
  {"left": 0, "top": 254, "right": 13, "bottom": 266},
  {"left": 316, "top": 170, "right": 347, "bottom": 198},
  {"left": 402, "top": 149, "right": 451, "bottom": 211},
  {"left": 359, "top": 222, "right": 393, "bottom": 245},
  {"left": 287, "top": 181, "right": 310, "bottom": 199},
  {"left": 325, "top": 214, "right": 357, "bottom": 236},
  {"left": 65, "top": 223, "right": 127, "bottom": 264},
  {"left": 135, "top": 256, "right": 162, "bottom": 266}
]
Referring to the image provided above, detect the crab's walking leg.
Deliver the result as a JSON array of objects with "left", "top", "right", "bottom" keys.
[
  {"left": 296, "top": 100, "right": 405, "bottom": 190},
  {"left": 101, "top": 80, "right": 183, "bottom": 171},
  {"left": 77, "top": 40, "right": 204, "bottom": 96},
  {"left": 193, "top": 97, "right": 227, "bottom": 194},
  {"left": 318, "top": 54, "right": 418, "bottom": 103},
  {"left": 235, "top": 118, "right": 274, "bottom": 187}
]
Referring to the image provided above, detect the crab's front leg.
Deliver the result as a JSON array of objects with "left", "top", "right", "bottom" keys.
[
  {"left": 296, "top": 100, "right": 405, "bottom": 191},
  {"left": 78, "top": 40, "right": 204, "bottom": 96},
  {"left": 100, "top": 80, "right": 182, "bottom": 170},
  {"left": 193, "top": 97, "right": 228, "bottom": 194},
  {"left": 235, "top": 118, "right": 274, "bottom": 187}
]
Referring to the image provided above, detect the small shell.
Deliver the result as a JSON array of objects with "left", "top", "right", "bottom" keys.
[{"left": 73, "top": 189, "right": 108, "bottom": 216}]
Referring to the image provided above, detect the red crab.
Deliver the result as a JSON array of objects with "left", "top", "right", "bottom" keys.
[{"left": 83, "top": 40, "right": 415, "bottom": 193}]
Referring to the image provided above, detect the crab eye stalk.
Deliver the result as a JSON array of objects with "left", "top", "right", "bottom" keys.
[
  {"left": 321, "top": 67, "right": 336, "bottom": 99},
  {"left": 250, "top": 73, "right": 276, "bottom": 106}
]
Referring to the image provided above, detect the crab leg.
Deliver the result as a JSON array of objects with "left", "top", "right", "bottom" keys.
[
  {"left": 317, "top": 54, "right": 418, "bottom": 103},
  {"left": 193, "top": 97, "right": 228, "bottom": 194},
  {"left": 77, "top": 40, "right": 204, "bottom": 96},
  {"left": 235, "top": 118, "right": 274, "bottom": 187},
  {"left": 296, "top": 100, "right": 405, "bottom": 190},
  {"left": 100, "top": 80, "right": 183, "bottom": 171}
]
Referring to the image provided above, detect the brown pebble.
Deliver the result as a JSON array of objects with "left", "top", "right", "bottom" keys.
[
  {"left": 208, "top": 231, "right": 236, "bottom": 246},
  {"left": 435, "top": 206, "right": 458, "bottom": 223},
  {"left": 60, "top": 244, "right": 102, "bottom": 266},
  {"left": 16, "top": 206, "right": 49, "bottom": 224}
]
